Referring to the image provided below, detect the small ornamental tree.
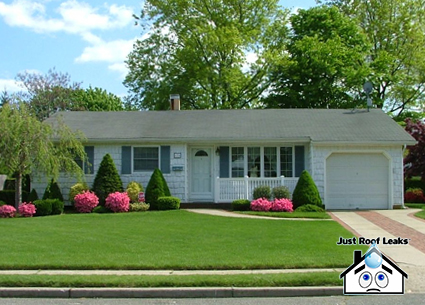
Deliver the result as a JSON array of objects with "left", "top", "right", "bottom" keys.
[
  {"left": 92, "top": 154, "right": 123, "bottom": 205},
  {"left": 292, "top": 170, "right": 323, "bottom": 209},
  {"left": 43, "top": 179, "right": 64, "bottom": 201},
  {"left": 404, "top": 119, "right": 425, "bottom": 180},
  {"left": 145, "top": 168, "right": 171, "bottom": 210}
]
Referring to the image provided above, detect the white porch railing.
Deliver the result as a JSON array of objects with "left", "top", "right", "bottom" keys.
[{"left": 215, "top": 176, "right": 299, "bottom": 203}]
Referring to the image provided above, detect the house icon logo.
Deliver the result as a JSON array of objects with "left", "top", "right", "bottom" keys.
[{"left": 340, "top": 243, "right": 408, "bottom": 295}]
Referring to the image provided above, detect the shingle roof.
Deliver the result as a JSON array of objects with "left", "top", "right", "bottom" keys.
[{"left": 46, "top": 109, "right": 416, "bottom": 145}]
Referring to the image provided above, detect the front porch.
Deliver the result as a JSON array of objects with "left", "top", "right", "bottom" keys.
[{"left": 214, "top": 176, "right": 299, "bottom": 203}]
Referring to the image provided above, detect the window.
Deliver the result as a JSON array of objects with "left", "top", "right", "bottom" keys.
[
  {"left": 75, "top": 146, "right": 94, "bottom": 174},
  {"left": 264, "top": 147, "right": 277, "bottom": 177},
  {"left": 280, "top": 147, "right": 293, "bottom": 177},
  {"left": 231, "top": 147, "right": 244, "bottom": 177},
  {"left": 248, "top": 147, "right": 260, "bottom": 177},
  {"left": 134, "top": 147, "right": 159, "bottom": 171}
]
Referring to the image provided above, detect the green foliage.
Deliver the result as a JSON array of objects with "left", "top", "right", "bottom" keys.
[
  {"left": 69, "top": 183, "right": 89, "bottom": 203},
  {"left": 0, "top": 190, "right": 16, "bottom": 206},
  {"left": 28, "top": 189, "right": 39, "bottom": 202},
  {"left": 272, "top": 186, "right": 291, "bottom": 199},
  {"left": 145, "top": 168, "right": 170, "bottom": 210},
  {"left": 253, "top": 185, "right": 271, "bottom": 200},
  {"left": 126, "top": 181, "right": 144, "bottom": 203},
  {"left": 0, "top": 201, "right": 5, "bottom": 206},
  {"left": 292, "top": 170, "right": 323, "bottom": 209},
  {"left": 125, "top": 0, "right": 288, "bottom": 110},
  {"left": 49, "top": 199, "right": 64, "bottom": 215},
  {"left": 129, "top": 203, "right": 150, "bottom": 212},
  {"left": 92, "top": 206, "right": 112, "bottom": 214},
  {"left": 405, "top": 178, "right": 425, "bottom": 192},
  {"left": 33, "top": 200, "right": 53, "bottom": 217},
  {"left": 70, "top": 86, "right": 124, "bottom": 111},
  {"left": 0, "top": 103, "right": 86, "bottom": 207},
  {"left": 231, "top": 199, "right": 251, "bottom": 211},
  {"left": 3, "top": 179, "right": 15, "bottom": 190},
  {"left": 43, "top": 179, "right": 64, "bottom": 201},
  {"left": 266, "top": 5, "right": 369, "bottom": 109},
  {"left": 295, "top": 204, "right": 325, "bottom": 213},
  {"left": 92, "top": 154, "right": 123, "bottom": 205},
  {"left": 157, "top": 197, "right": 180, "bottom": 210}
]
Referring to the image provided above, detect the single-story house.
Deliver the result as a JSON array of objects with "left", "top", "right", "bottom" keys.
[{"left": 33, "top": 108, "right": 415, "bottom": 210}]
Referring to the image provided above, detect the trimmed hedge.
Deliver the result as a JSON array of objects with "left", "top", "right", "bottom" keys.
[
  {"left": 272, "top": 186, "right": 291, "bottom": 199},
  {"left": 232, "top": 199, "right": 251, "bottom": 211},
  {"left": 253, "top": 185, "right": 271, "bottom": 200},
  {"left": 292, "top": 170, "right": 323, "bottom": 209},
  {"left": 33, "top": 200, "right": 53, "bottom": 216},
  {"left": 157, "top": 196, "right": 180, "bottom": 210},
  {"left": 295, "top": 204, "right": 325, "bottom": 213},
  {"left": 50, "top": 199, "right": 64, "bottom": 215}
]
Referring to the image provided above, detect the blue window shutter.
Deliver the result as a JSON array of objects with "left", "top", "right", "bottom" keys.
[
  {"left": 160, "top": 146, "right": 171, "bottom": 174},
  {"left": 295, "top": 146, "right": 305, "bottom": 177},
  {"left": 219, "top": 146, "right": 230, "bottom": 178},
  {"left": 84, "top": 146, "right": 94, "bottom": 175},
  {"left": 121, "top": 146, "right": 132, "bottom": 175}
]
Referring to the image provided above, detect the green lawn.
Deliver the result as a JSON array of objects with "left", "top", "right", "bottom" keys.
[
  {"left": 238, "top": 211, "right": 331, "bottom": 219},
  {"left": 0, "top": 210, "right": 364, "bottom": 270}
]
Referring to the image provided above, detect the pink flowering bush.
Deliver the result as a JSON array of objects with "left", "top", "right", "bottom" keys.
[
  {"left": 0, "top": 205, "right": 16, "bottom": 218},
  {"left": 250, "top": 198, "right": 272, "bottom": 211},
  {"left": 18, "top": 202, "right": 37, "bottom": 217},
  {"left": 271, "top": 198, "right": 293, "bottom": 212},
  {"left": 105, "top": 192, "right": 130, "bottom": 213},
  {"left": 74, "top": 191, "right": 99, "bottom": 213}
]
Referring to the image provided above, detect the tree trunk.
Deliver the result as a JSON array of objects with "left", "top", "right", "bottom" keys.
[{"left": 15, "top": 173, "right": 22, "bottom": 209}]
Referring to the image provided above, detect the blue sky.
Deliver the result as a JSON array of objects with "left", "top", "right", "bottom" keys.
[{"left": 0, "top": 0, "right": 317, "bottom": 98}]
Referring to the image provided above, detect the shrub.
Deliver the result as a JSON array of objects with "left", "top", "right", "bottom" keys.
[
  {"left": 69, "top": 183, "right": 89, "bottom": 204},
  {"left": 145, "top": 168, "right": 171, "bottom": 210},
  {"left": 157, "top": 196, "right": 180, "bottom": 210},
  {"left": 272, "top": 186, "right": 291, "bottom": 199},
  {"left": 271, "top": 198, "right": 293, "bottom": 212},
  {"left": 404, "top": 178, "right": 425, "bottom": 192},
  {"left": 49, "top": 199, "right": 64, "bottom": 215},
  {"left": 126, "top": 181, "right": 144, "bottom": 203},
  {"left": 253, "top": 185, "right": 271, "bottom": 200},
  {"left": 92, "top": 205, "right": 112, "bottom": 213},
  {"left": 92, "top": 154, "right": 123, "bottom": 205},
  {"left": 93, "top": 205, "right": 111, "bottom": 213},
  {"left": 292, "top": 170, "right": 323, "bottom": 209},
  {"left": 129, "top": 202, "right": 150, "bottom": 212},
  {"left": 232, "top": 199, "right": 251, "bottom": 211},
  {"left": 43, "top": 179, "right": 64, "bottom": 201},
  {"left": 295, "top": 204, "right": 325, "bottom": 213},
  {"left": 0, "top": 190, "right": 16, "bottom": 206},
  {"left": 250, "top": 198, "right": 272, "bottom": 211},
  {"left": 105, "top": 192, "right": 130, "bottom": 213},
  {"left": 0, "top": 205, "right": 16, "bottom": 218},
  {"left": 405, "top": 188, "right": 425, "bottom": 203},
  {"left": 74, "top": 191, "right": 99, "bottom": 213},
  {"left": 18, "top": 203, "right": 36, "bottom": 217},
  {"left": 28, "top": 188, "right": 39, "bottom": 202},
  {"left": 0, "top": 201, "right": 5, "bottom": 206},
  {"left": 33, "top": 200, "right": 53, "bottom": 216}
]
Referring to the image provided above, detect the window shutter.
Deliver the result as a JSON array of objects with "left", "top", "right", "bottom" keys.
[
  {"left": 84, "top": 146, "right": 94, "bottom": 174},
  {"left": 295, "top": 146, "right": 305, "bottom": 177},
  {"left": 160, "top": 146, "right": 171, "bottom": 174},
  {"left": 219, "top": 146, "right": 230, "bottom": 178},
  {"left": 121, "top": 146, "right": 132, "bottom": 175}
]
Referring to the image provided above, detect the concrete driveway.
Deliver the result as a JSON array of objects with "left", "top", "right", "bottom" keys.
[{"left": 331, "top": 209, "right": 425, "bottom": 293}]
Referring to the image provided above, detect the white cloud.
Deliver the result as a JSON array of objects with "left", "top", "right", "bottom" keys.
[
  {"left": 0, "top": 78, "right": 23, "bottom": 93},
  {"left": 0, "top": 0, "right": 134, "bottom": 34}
]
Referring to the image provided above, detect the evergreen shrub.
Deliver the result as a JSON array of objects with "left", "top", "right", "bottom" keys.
[
  {"left": 157, "top": 196, "right": 180, "bottom": 210},
  {"left": 145, "top": 168, "right": 171, "bottom": 210},
  {"left": 292, "top": 170, "right": 323, "bottom": 209},
  {"left": 92, "top": 154, "right": 123, "bottom": 205}
]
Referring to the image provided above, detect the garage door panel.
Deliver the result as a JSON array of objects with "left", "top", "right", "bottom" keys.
[{"left": 326, "top": 153, "right": 389, "bottom": 210}]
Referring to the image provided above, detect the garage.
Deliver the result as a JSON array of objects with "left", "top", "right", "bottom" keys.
[{"left": 326, "top": 153, "right": 390, "bottom": 210}]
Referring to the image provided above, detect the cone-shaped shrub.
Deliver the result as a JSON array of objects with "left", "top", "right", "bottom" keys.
[
  {"left": 28, "top": 188, "right": 39, "bottom": 202},
  {"left": 292, "top": 170, "right": 323, "bottom": 209},
  {"left": 42, "top": 179, "right": 64, "bottom": 202},
  {"left": 92, "top": 154, "right": 123, "bottom": 205},
  {"left": 145, "top": 168, "right": 171, "bottom": 210}
]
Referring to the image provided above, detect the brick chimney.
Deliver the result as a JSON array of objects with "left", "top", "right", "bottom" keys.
[{"left": 170, "top": 94, "right": 180, "bottom": 111}]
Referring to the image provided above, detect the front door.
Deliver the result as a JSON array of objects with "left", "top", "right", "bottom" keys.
[{"left": 191, "top": 148, "right": 213, "bottom": 201}]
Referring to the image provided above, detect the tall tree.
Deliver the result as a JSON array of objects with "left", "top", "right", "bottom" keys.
[
  {"left": 70, "top": 86, "right": 125, "bottom": 111},
  {"left": 322, "top": 0, "right": 425, "bottom": 116},
  {"left": 16, "top": 68, "right": 83, "bottom": 120},
  {"left": 124, "top": 0, "right": 288, "bottom": 110},
  {"left": 265, "top": 6, "right": 370, "bottom": 109},
  {"left": 404, "top": 118, "right": 425, "bottom": 180},
  {"left": 0, "top": 103, "right": 86, "bottom": 207}
]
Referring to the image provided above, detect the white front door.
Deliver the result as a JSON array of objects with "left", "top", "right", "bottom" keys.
[{"left": 191, "top": 148, "right": 213, "bottom": 201}]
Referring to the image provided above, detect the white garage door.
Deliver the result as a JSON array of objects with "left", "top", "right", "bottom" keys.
[{"left": 326, "top": 153, "right": 389, "bottom": 210}]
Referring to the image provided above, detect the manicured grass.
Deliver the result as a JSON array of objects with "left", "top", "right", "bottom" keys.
[
  {"left": 238, "top": 211, "right": 331, "bottom": 219},
  {"left": 0, "top": 272, "right": 342, "bottom": 288},
  {"left": 405, "top": 203, "right": 425, "bottom": 209},
  {"left": 0, "top": 210, "right": 365, "bottom": 270},
  {"left": 414, "top": 209, "right": 425, "bottom": 219}
]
